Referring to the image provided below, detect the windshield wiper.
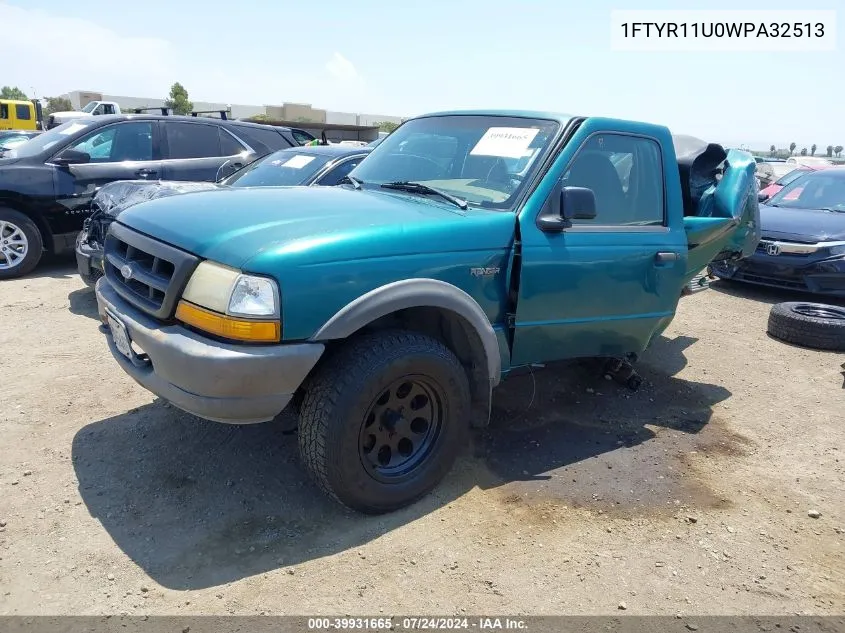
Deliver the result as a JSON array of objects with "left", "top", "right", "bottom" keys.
[
  {"left": 339, "top": 174, "right": 363, "bottom": 190},
  {"left": 819, "top": 207, "right": 845, "bottom": 213},
  {"left": 380, "top": 181, "right": 467, "bottom": 210}
]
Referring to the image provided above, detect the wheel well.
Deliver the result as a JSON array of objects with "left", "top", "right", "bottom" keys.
[
  {"left": 0, "top": 195, "right": 52, "bottom": 252},
  {"left": 312, "top": 306, "right": 492, "bottom": 428}
]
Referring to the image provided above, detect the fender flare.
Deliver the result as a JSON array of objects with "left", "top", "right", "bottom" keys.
[{"left": 309, "top": 278, "right": 501, "bottom": 388}]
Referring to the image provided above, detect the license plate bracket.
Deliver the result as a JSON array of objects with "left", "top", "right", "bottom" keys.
[{"left": 105, "top": 308, "right": 133, "bottom": 360}]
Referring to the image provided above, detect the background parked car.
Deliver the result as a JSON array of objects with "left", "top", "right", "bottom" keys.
[
  {"left": 75, "top": 144, "right": 371, "bottom": 285},
  {"left": 758, "top": 165, "right": 822, "bottom": 201},
  {"left": 0, "top": 130, "right": 41, "bottom": 153},
  {"left": 710, "top": 168, "right": 845, "bottom": 298},
  {"left": 0, "top": 114, "right": 301, "bottom": 279}
]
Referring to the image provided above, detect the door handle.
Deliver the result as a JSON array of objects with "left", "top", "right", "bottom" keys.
[
  {"left": 135, "top": 168, "right": 156, "bottom": 178},
  {"left": 655, "top": 251, "right": 678, "bottom": 264}
]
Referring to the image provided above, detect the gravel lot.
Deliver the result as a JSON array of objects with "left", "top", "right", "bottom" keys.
[{"left": 1, "top": 257, "right": 843, "bottom": 616}]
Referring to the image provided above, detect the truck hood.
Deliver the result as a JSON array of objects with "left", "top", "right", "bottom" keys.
[
  {"left": 50, "top": 111, "right": 90, "bottom": 119},
  {"left": 93, "top": 179, "right": 221, "bottom": 218},
  {"left": 759, "top": 204, "right": 845, "bottom": 242},
  {"left": 115, "top": 185, "right": 515, "bottom": 269}
]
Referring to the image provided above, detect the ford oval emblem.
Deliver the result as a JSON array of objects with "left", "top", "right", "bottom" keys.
[{"left": 120, "top": 264, "right": 133, "bottom": 280}]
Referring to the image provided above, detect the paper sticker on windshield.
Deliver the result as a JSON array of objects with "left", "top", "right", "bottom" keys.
[
  {"left": 470, "top": 127, "right": 540, "bottom": 159},
  {"left": 281, "top": 155, "right": 316, "bottom": 169},
  {"left": 59, "top": 122, "right": 90, "bottom": 136}
]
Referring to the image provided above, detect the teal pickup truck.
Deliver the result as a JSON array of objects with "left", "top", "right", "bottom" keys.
[{"left": 93, "top": 110, "right": 759, "bottom": 514}]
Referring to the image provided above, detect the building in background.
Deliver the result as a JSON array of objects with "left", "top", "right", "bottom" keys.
[{"left": 64, "top": 90, "right": 403, "bottom": 131}]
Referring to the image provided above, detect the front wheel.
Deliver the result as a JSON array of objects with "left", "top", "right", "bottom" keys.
[
  {"left": 298, "top": 330, "right": 471, "bottom": 514},
  {"left": 0, "top": 208, "right": 43, "bottom": 280}
]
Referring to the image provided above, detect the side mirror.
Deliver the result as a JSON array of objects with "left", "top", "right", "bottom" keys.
[
  {"left": 561, "top": 186, "right": 597, "bottom": 221},
  {"left": 758, "top": 192, "right": 770, "bottom": 203},
  {"left": 537, "top": 186, "right": 597, "bottom": 232},
  {"left": 53, "top": 149, "right": 91, "bottom": 166}
]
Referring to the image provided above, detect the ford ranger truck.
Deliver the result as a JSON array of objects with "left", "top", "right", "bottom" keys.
[{"left": 93, "top": 110, "right": 760, "bottom": 514}]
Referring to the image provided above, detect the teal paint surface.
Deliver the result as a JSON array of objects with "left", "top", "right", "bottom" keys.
[{"left": 115, "top": 111, "right": 758, "bottom": 375}]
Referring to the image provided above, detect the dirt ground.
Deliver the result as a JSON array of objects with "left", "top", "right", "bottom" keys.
[{"left": 0, "top": 256, "right": 843, "bottom": 617}]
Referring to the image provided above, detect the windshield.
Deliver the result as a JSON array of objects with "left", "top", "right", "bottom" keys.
[
  {"left": 767, "top": 171, "right": 845, "bottom": 212},
  {"left": 222, "top": 150, "right": 333, "bottom": 187},
  {"left": 773, "top": 168, "right": 810, "bottom": 187},
  {"left": 3, "top": 119, "right": 96, "bottom": 158},
  {"left": 0, "top": 135, "right": 30, "bottom": 150},
  {"left": 81, "top": 102, "right": 98, "bottom": 113},
  {"left": 349, "top": 115, "right": 560, "bottom": 210}
]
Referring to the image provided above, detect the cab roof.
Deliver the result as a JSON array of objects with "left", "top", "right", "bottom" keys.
[{"left": 414, "top": 109, "right": 575, "bottom": 124}]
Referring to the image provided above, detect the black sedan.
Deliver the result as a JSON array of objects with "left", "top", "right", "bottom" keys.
[
  {"left": 709, "top": 168, "right": 845, "bottom": 298},
  {"left": 76, "top": 144, "right": 371, "bottom": 285}
]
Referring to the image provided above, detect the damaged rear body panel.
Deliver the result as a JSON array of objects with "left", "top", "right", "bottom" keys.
[{"left": 673, "top": 135, "right": 761, "bottom": 282}]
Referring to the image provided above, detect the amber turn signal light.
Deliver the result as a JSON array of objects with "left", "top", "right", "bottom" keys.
[{"left": 175, "top": 300, "right": 280, "bottom": 343}]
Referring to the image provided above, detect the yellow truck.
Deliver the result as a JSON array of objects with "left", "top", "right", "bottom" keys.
[{"left": 0, "top": 99, "right": 43, "bottom": 131}]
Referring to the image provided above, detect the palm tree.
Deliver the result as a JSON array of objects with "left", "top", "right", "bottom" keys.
[
  {"left": 827, "top": 145, "right": 834, "bottom": 157},
  {"left": 789, "top": 142, "right": 796, "bottom": 155},
  {"left": 811, "top": 144, "right": 817, "bottom": 156},
  {"left": 836, "top": 145, "right": 844, "bottom": 158},
  {"left": 769, "top": 144, "right": 777, "bottom": 157}
]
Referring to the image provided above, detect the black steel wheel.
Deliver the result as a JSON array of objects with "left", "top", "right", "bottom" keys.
[
  {"left": 298, "top": 330, "right": 471, "bottom": 514},
  {"left": 359, "top": 376, "right": 445, "bottom": 483}
]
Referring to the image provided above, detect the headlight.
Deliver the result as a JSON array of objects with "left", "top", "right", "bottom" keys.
[
  {"left": 228, "top": 276, "right": 277, "bottom": 317},
  {"left": 178, "top": 261, "right": 280, "bottom": 342},
  {"left": 829, "top": 244, "right": 845, "bottom": 256}
]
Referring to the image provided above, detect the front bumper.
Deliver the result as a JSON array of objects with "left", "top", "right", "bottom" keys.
[
  {"left": 75, "top": 229, "right": 104, "bottom": 284},
  {"left": 710, "top": 251, "right": 845, "bottom": 297},
  {"left": 95, "top": 278, "right": 325, "bottom": 424}
]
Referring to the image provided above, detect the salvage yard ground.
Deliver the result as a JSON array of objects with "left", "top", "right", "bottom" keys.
[{"left": 1, "top": 258, "right": 843, "bottom": 616}]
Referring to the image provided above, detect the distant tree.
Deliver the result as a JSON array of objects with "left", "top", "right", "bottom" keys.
[
  {"left": 1, "top": 86, "right": 28, "bottom": 100},
  {"left": 789, "top": 142, "right": 796, "bottom": 155},
  {"left": 769, "top": 144, "right": 776, "bottom": 157},
  {"left": 375, "top": 121, "right": 399, "bottom": 133},
  {"left": 800, "top": 148, "right": 807, "bottom": 156},
  {"left": 250, "top": 113, "right": 271, "bottom": 122},
  {"left": 164, "top": 82, "right": 193, "bottom": 115},
  {"left": 44, "top": 96, "right": 72, "bottom": 115},
  {"left": 826, "top": 145, "right": 834, "bottom": 157},
  {"left": 294, "top": 116, "right": 314, "bottom": 123},
  {"left": 810, "top": 144, "right": 817, "bottom": 156},
  {"left": 836, "top": 145, "right": 844, "bottom": 158}
]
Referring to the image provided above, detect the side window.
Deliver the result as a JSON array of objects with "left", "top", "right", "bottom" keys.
[
  {"left": 15, "top": 105, "right": 31, "bottom": 120},
  {"left": 219, "top": 129, "right": 246, "bottom": 156},
  {"left": 165, "top": 122, "right": 221, "bottom": 159},
  {"left": 0, "top": 104, "right": 9, "bottom": 119},
  {"left": 103, "top": 104, "right": 116, "bottom": 115},
  {"left": 66, "top": 122, "right": 153, "bottom": 162},
  {"left": 291, "top": 129, "right": 315, "bottom": 145},
  {"left": 316, "top": 157, "right": 362, "bottom": 186},
  {"left": 235, "top": 126, "right": 295, "bottom": 150},
  {"left": 562, "top": 133, "right": 664, "bottom": 226}
]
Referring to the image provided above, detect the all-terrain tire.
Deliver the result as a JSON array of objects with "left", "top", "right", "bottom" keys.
[
  {"left": 298, "top": 330, "right": 471, "bottom": 514},
  {"left": 767, "top": 302, "right": 845, "bottom": 352},
  {"left": 0, "top": 207, "right": 43, "bottom": 280}
]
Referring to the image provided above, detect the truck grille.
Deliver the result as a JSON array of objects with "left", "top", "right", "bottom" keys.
[{"left": 103, "top": 222, "right": 199, "bottom": 320}]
